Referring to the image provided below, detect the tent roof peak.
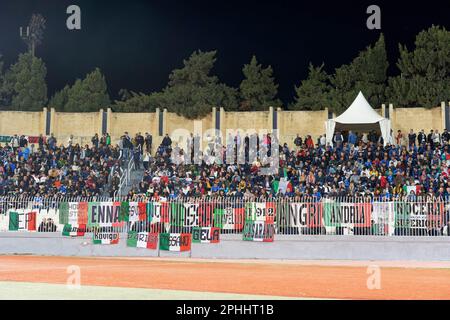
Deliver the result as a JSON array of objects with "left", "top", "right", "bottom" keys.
[{"left": 332, "top": 91, "right": 385, "bottom": 124}]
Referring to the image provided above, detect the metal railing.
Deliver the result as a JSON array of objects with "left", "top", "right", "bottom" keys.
[
  {"left": 113, "top": 151, "right": 135, "bottom": 199},
  {"left": 0, "top": 195, "right": 449, "bottom": 236}
]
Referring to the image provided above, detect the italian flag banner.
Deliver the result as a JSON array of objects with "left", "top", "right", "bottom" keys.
[
  {"left": 127, "top": 231, "right": 158, "bottom": 249},
  {"left": 159, "top": 233, "right": 191, "bottom": 252},
  {"left": 323, "top": 201, "right": 371, "bottom": 235},
  {"left": 213, "top": 206, "right": 245, "bottom": 230},
  {"left": 119, "top": 201, "right": 130, "bottom": 222},
  {"left": 394, "top": 202, "right": 443, "bottom": 234},
  {"left": 59, "top": 202, "right": 69, "bottom": 225},
  {"left": 372, "top": 202, "right": 395, "bottom": 236},
  {"left": 90, "top": 202, "right": 121, "bottom": 245},
  {"left": 245, "top": 202, "right": 276, "bottom": 223},
  {"left": 147, "top": 202, "right": 170, "bottom": 224},
  {"left": 93, "top": 228, "right": 120, "bottom": 245},
  {"left": 128, "top": 202, "right": 148, "bottom": 223},
  {"left": 128, "top": 202, "right": 139, "bottom": 222},
  {"left": 427, "top": 202, "right": 445, "bottom": 232},
  {"left": 170, "top": 203, "right": 201, "bottom": 227},
  {"left": 192, "top": 227, "right": 220, "bottom": 244},
  {"left": 61, "top": 202, "right": 88, "bottom": 236},
  {"left": 88, "top": 202, "right": 100, "bottom": 227},
  {"left": 138, "top": 202, "right": 147, "bottom": 221},
  {"left": 8, "top": 211, "right": 37, "bottom": 231},
  {"left": 62, "top": 224, "right": 87, "bottom": 237},
  {"left": 242, "top": 220, "right": 275, "bottom": 242},
  {"left": 279, "top": 203, "right": 324, "bottom": 230}
]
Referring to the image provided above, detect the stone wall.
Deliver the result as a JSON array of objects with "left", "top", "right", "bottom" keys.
[{"left": 0, "top": 103, "right": 448, "bottom": 148}]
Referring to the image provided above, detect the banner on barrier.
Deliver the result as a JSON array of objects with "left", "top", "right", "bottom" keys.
[
  {"left": 147, "top": 202, "right": 170, "bottom": 223},
  {"left": 93, "top": 227, "right": 120, "bottom": 245},
  {"left": 280, "top": 203, "right": 324, "bottom": 230},
  {"left": 243, "top": 220, "right": 275, "bottom": 242},
  {"left": 245, "top": 202, "right": 276, "bottom": 223},
  {"left": 159, "top": 233, "right": 191, "bottom": 251},
  {"left": 323, "top": 201, "right": 371, "bottom": 234},
  {"left": 213, "top": 206, "right": 245, "bottom": 230},
  {"left": 127, "top": 231, "right": 158, "bottom": 249},
  {"left": 8, "top": 210, "right": 37, "bottom": 231},
  {"left": 192, "top": 227, "right": 220, "bottom": 244}
]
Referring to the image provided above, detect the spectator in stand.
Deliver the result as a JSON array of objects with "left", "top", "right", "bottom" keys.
[
  {"left": 348, "top": 131, "right": 357, "bottom": 147},
  {"left": 396, "top": 130, "right": 403, "bottom": 147},
  {"left": 442, "top": 128, "right": 450, "bottom": 144},
  {"left": 38, "top": 134, "right": 45, "bottom": 150},
  {"left": 428, "top": 130, "right": 435, "bottom": 148},
  {"left": 47, "top": 133, "right": 57, "bottom": 151},
  {"left": 67, "top": 134, "right": 74, "bottom": 147},
  {"left": 319, "top": 134, "right": 326, "bottom": 147},
  {"left": 161, "top": 133, "right": 172, "bottom": 150},
  {"left": 434, "top": 129, "right": 441, "bottom": 146},
  {"left": 19, "top": 135, "right": 28, "bottom": 148},
  {"left": 418, "top": 129, "right": 426, "bottom": 145},
  {"left": 136, "top": 132, "right": 145, "bottom": 155},
  {"left": 91, "top": 133, "right": 99, "bottom": 149},
  {"left": 333, "top": 131, "right": 343, "bottom": 149},
  {"left": 294, "top": 134, "right": 302, "bottom": 148},
  {"left": 11, "top": 134, "right": 19, "bottom": 152},
  {"left": 0, "top": 134, "right": 121, "bottom": 197},
  {"left": 121, "top": 133, "right": 133, "bottom": 160},
  {"left": 408, "top": 129, "right": 417, "bottom": 147},
  {"left": 145, "top": 132, "right": 153, "bottom": 154}
]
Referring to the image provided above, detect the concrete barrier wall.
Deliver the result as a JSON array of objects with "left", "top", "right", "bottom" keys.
[
  {"left": 0, "top": 104, "right": 447, "bottom": 149},
  {"left": 0, "top": 110, "right": 44, "bottom": 137},
  {"left": 1, "top": 233, "right": 450, "bottom": 261}
]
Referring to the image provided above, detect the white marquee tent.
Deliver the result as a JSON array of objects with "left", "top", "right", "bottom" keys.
[{"left": 325, "top": 91, "right": 391, "bottom": 146}]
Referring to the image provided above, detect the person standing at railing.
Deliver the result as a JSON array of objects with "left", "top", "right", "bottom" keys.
[
  {"left": 134, "top": 144, "right": 141, "bottom": 170},
  {"left": 121, "top": 133, "right": 132, "bottom": 160},
  {"left": 91, "top": 133, "right": 99, "bottom": 149},
  {"left": 136, "top": 132, "right": 145, "bottom": 155},
  {"left": 142, "top": 150, "right": 151, "bottom": 171},
  {"left": 145, "top": 133, "right": 152, "bottom": 155}
]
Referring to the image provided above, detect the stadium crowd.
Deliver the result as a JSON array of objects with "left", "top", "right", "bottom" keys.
[
  {"left": 3, "top": 128, "right": 450, "bottom": 201},
  {"left": 0, "top": 133, "right": 121, "bottom": 198},
  {"left": 125, "top": 128, "right": 450, "bottom": 200}
]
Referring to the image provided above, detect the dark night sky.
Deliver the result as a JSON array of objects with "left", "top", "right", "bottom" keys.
[{"left": 0, "top": 0, "right": 448, "bottom": 105}]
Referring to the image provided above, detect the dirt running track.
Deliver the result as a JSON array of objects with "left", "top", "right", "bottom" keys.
[{"left": 0, "top": 256, "right": 450, "bottom": 299}]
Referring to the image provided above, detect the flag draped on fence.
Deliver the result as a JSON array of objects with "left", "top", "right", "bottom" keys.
[
  {"left": 127, "top": 231, "right": 158, "bottom": 249},
  {"left": 192, "top": 227, "right": 220, "bottom": 243},
  {"left": 61, "top": 202, "right": 87, "bottom": 236},
  {"left": 159, "top": 233, "right": 192, "bottom": 251},
  {"left": 242, "top": 202, "right": 276, "bottom": 242},
  {"left": 213, "top": 206, "right": 245, "bottom": 230},
  {"left": 323, "top": 201, "right": 371, "bottom": 235},
  {"left": 8, "top": 211, "right": 37, "bottom": 231}
]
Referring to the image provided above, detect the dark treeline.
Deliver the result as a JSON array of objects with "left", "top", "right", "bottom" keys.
[{"left": 0, "top": 23, "right": 448, "bottom": 119}]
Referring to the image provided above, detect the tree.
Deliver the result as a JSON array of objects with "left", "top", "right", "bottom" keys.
[
  {"left": 0, "top": 54, "right": 10, "bottom": 107},
  {"left": 49, "top": 85, "right": 70, "bottom": 111},
  {"left": 291, "top": 63, "right": 331, "bottom": 110},
  {"left": 162, "top": 50, "right": 238, "bottom": 118},
  {"left": 64, "top": 68, "right": 110, "bottom": 112},
  {"left": 6, "top": 52, "right": 47, "bottom": 111},
  {"left": 387, "top": 25, "right": 450, "bottom": 107},
  {"left": 329, "top": 34, "right": 388, "bottom": 114},
  {"left": 239, "top": 55, "right": 281, "bottom": 111},
  {"left": 113, "top": 91, "right": 166, "bottom": 112}
]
